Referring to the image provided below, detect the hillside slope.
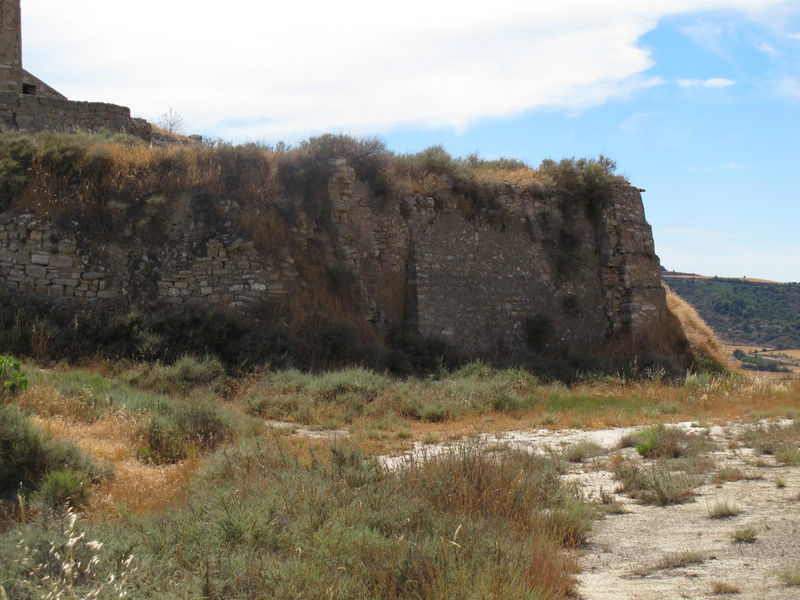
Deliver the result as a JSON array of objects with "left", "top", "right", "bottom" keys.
[{"left": 664, "top": 276, "right": 800, "bottom": 348}]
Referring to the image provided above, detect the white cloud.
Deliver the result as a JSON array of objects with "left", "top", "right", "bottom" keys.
[
  {"left": 677, "top": 78, "right": 737, "bottom": 88},
  {"left": 19, "top": 0, "right": 797, "bottom": 139}
]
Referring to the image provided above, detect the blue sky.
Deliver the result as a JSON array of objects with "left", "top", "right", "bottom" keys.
[{"left": 21, "top": 0, "right": 800, "bottom": 282}]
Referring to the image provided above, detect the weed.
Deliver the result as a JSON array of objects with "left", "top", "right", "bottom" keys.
[
  {"left": 708, "top": 499, "right": 742, "bottom": 518},
  {"left": 714, "top": 465, "right": 760, "bottom": 484},
  {"left": 776, "top": 444, "right": 800, "bottom": 466},
  {"left": 0, "top": 404, "right": 107, "bottom": 498},
  {"left": 778, "top": 563, "right": 800, "bottom": 586},
  {"left": 656, "top": 549, "right": 704, "bottom": 570},
  {"left": 562, "top": 440, "right": 607, "bottom": 463},
  {"left": 612, "top": 461, "right": 696, "bottom": 505},
  {"left": 711, "top": 580, "right": 741, "bottom": 594},
  {"left": 130, "top": 355, "right": 225, "bottom": 395},
  {"left": 37, "top": 469, "right": 92, "bottom": 511},
  {"left": 0, "top": 355, "right": 27, "bottom": 398},
  {"left": 730, "top": 526, "right": 758, "bottom": 543},
  {"left": 776, "top": 476, "right": 787, "bottom": 488},
  {"left": 625, "top": 424, "right": 708, "bottom": 459}
]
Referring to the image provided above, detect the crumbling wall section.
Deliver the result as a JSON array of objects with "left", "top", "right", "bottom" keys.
[
  {"left": 0, "top": 92, "right": 152, "bottom": 138},
  {"left": 0, "top": 158, "right": 668, "bottom": 360}
]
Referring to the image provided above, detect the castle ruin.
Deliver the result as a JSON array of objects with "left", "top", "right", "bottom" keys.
[{"left": 0, "top": 0, "right": 151, "bottom": 137}]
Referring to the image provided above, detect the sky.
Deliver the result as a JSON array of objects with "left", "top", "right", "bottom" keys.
[{"left": 20, "top": 0, "right": 800, "bottom": 282}]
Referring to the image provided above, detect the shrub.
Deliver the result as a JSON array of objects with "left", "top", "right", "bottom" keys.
[
  {"left": 625, "top": 425, "right": 706, "bottom": 459},
  {"left": 0, "top": 134, "right": 36, "bottom": 205},
  {"left": 730, "top": 526, "right": 757, "bottom": 543},
  {"left": 0, "top": 355, "right": 27, "bottom": 399},
  {"left": 131, "top": 355, "right": 225, "bottom": 395},
  {"left": 707, "top": 499, "right": 741, "bottom": 518},
  {"left": 139, "top": 399, "right": 231, "bottom": 464},
  {"left": 612, "top": 461, "right": 695, "bottom": 505},
  {"left": 38, "top": 469, "right": 92, "bottom": 510},
  {"left": 0, "top": 404, "right": 106, "bottom": 499},
  {"left": 562, "top": 440, "right": 607, "bottom": 463},
  {"left": 539, "top": 155, "right": 617, "bottom": 222},
  {"left": 778, "top": 563, "right": 800, "bottom": 586}
]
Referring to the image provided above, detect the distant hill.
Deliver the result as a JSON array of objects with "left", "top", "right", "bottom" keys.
[{"left": 664, "top": 275, "right": 800, "bottom": 349}]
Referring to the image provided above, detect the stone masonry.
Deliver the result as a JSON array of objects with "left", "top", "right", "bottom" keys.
[{"left": 0, "top": 158, "right": 668, "bottom": 358}]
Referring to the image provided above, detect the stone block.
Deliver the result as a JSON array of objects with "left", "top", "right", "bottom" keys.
[
  {"left": 25, "top": 265, "right": 46, "bottom": 279},
  {"left": 48, "top": 254, "right": 73, "bottom": 268},
  {"left": 30, "top": 253, "right": 49, "bottom": 265}
]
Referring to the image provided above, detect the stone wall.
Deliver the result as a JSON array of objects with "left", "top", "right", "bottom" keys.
[
  {"left": 0, "top": 92, "right": 152, "bottom": 138},
  {"left": 0, "top": 157, "right": 669, "bottom": 360}
]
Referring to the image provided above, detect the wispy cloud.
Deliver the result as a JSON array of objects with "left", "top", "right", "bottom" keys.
[
  {"left": 755, "top": 40, "right": 780, "bottom": 56},
  {"left": 677, "top": 78, "right": 737, "bottom": 88},
  {"left": 680, "top": 20, "right": 735, "bottom": 55},
  {"left": 771, "top": 76, "right": 800, "bottom": 99},
  {"left": 620, "top": 112, "right": 659, "bottom": 135}
]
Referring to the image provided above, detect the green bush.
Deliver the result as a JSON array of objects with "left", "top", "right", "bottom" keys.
[
  {"left": 0, "top": 355, "right": 27, "bottom": 399},
  {"left": 131, "top": 355, "right": 225, "bottom": 395},
  {"left": 139, "top": 399, "right": 232, "bottom": 464},
  {"left": 539, "top": 155, "right": 617, "bottom": 222},
  {"left": 0, "top": 404, "right": 106, "bottom": 499},
  {"left": 38, "top": 469, "right": 92, "bottom": 510},
  {"left": 0, "top": 134, "right": 36, "bottom": 204}
]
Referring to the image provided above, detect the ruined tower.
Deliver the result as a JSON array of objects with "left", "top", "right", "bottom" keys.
[
  {"left": 0, "top": 0, "right": 23, "bottom": 93},
  {"left": 0, "top": 0, "right": 64, "bottom": 98}
]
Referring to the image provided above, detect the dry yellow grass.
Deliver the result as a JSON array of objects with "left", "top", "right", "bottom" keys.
[
  {"left": 30, "top": 412, "right": 200, "bottom": 517},
  {"left": 665, "top": 284, "right": 731, "bottom": 370}
]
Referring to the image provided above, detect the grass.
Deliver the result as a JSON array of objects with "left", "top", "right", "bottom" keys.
[
  {"left": 707, "top": 499, "right": 742, "bottom": 518},
  {"left": 1, "top": 437, "right": 589, "bottom": 599},
  {"left": 656, "top": 549, "right": 705, "bottom": 570},
  {"left": 0, "top": 403, "right": 108, "bottom": 501},
  {"left": 562, "top": 440, "right": 607, "bottom": 463},
  {"left": 612, "top": 461, "right": 696, "bottom": 505},
  {"left": 778, "top": 563, "right": 800, "bottom": 586},
  {"left": 730, "top": 526, "right": 758, "bottom": 543},
  {"left": 711, "top": 580, "right": 741, "bottom": 594},
  {"left": 620, "top": 424, "right": 709, "bottom": 459},
  {"left": 713, "top": 465, "right": 760, "bottom": 484},
  {"left": 3, "top": 355, "right": 800, "bottom": 597},
  {"left": 736, "top": 422, "right": 800, "bottom": 458}
]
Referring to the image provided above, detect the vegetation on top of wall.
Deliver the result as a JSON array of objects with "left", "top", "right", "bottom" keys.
[
  {"left": 538, "top": 155, "right": 619, "bottom": 222},
  {"left": 0, "top": 131, "right": 622, "bottom": 235}
]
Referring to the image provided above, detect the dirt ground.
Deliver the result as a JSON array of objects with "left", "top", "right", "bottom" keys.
[
  {"left": 377, "top": 422, "right": 800, "bottom": 599},
  {"left": 573, "top": 424, "right": 800, "bottom": 600}
]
